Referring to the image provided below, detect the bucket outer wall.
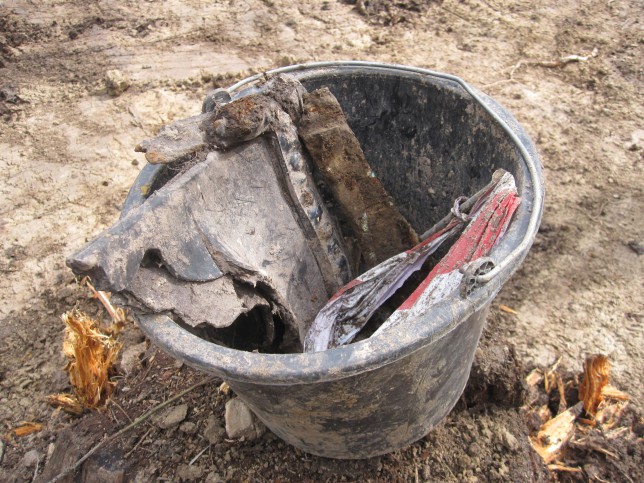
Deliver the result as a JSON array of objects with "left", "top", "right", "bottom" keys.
[{"left": 229, "top": 307, "right": 488, "bottom": 458}]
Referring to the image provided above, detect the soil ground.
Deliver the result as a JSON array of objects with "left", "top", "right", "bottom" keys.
[{"left": 0, "top": 0, "right": 642, "bottom": 482}]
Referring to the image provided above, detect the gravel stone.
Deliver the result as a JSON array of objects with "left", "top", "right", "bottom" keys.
[
  {"left": 119, "top": 341, "right": 147, "bottom": 374},
  {"left": 21, "top": 449, "right": 39, "bottom": 468},
  {"left": 205, "top": 471, "right": 224, "bottom": 483},
  {"left": 203, "top": 415, "right": 226, "bottom": 444},
  {"left": 105, "top": 69, "right": 130, "bottom": 97},
  {"left": 225, "top": 398, "right": 266, "bottom": 441},
  {"left": 175, "top": 463, "right": 204, "bottom": 482},
  {"left": 501, "top": 429, "right": 520, "bottom": 452},
  {"left": 156, "top": 404, "right": 188, "bottom": 429},
  {"left": 179, "top": 421, "right": 197, "bottom": 434}
]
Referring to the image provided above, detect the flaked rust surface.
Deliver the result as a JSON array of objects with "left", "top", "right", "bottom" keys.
[
  {"left": 298, "top": 87, "right": 419, "bottom": 267},
  {"left": 206, "top": 94, "right": 278, "bottom": 149},
  {"left": 204, "top": 74, "right": 307, "bottom": 149}
]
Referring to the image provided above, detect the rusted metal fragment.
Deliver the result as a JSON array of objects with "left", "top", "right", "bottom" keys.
[
  {"left": 204, "top": 74, "right": 306, "bottom": 151},
  {"left": 67, "top": 171, "right": 223, "bottom": 291},
  {"left": 121, "top": 267, "right": 298, "bottom": 352},
  {"left": 204, "top": 75, "right": 305, "bottom": 150},
  {"left": 261, "top": 74, "right": 307, "bottom": 123},
  {"left": 134, "top": 113, "right": 211, "bottom": 164},
  {"left": 205, "top": 94, "right": 278, "bottom": 149},
  {"left": 304, "top": 223, "right": 459, "bottom": 352},
  {"left": 298, "top": 87, "right": 420, "bottom": 267},
  {"left": 375, "top": 171, "right": 521, "bottom": 336}
]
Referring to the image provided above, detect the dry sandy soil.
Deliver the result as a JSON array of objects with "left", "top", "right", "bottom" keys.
[{"left": 0, "top": 0, "right": 642, "bottom": 481}]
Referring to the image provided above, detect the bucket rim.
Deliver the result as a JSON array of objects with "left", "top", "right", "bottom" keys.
[{"left": 131, "top": 61, "right": 544, "bottom": 385}]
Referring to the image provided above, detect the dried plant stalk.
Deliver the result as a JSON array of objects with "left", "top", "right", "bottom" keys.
[
  {"left": 81, "top": 277, "right": 127, "bottom": 328},
  {"left": 578, "top": 355, "right": 610, "bottom": 418},
  {"left": 218, "top": 381, "right": 231, "bottom": 395},
  {"left": 499, "top": 305, "right": 518, "bottom": 315},
  {"left": 547, "top": 463, "right": 582, "bottom": 473},
  {"left": 525, "top": 368, "right": 544, "bottom": 387},
  {"left": 46, "top": 393, "right": 84, "bottom": 415},
  {"left": 601, "top": 385, "right": 629, "bottom": 401},
  {"left": 543, "top": 357, "right": 561, "bottom": 395},
  {"left": 61, "top": 309, "right": 121, "bottom": 410},
  {"left": 7, "top": 422, "right": 44, "bottom": 439},
  {"left": 556, "top": 373, "right": 567, "bottom": 414}
]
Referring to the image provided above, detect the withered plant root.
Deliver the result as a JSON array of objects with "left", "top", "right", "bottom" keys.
[
  {"left": 528, "top": 354, "right": 635, "bottom": 475},
  {"left": 529, "top": 401, "right": 584, "bottom": 464},
  {"left": 61, "top": 309, "right": 121, "bottom": 410},
  {"left": 81, "top": 276, "right": 127, "bottom": 328},
  {"left": 5, "top": 422, "right": 44, "bottom": 439}
]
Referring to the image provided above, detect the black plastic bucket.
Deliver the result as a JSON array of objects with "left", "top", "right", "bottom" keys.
[{"left": 126, "top": 62, "right": 544, "bottom": 459}]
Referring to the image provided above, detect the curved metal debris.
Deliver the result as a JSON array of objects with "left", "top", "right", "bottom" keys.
[{"left": 305, "top": 170, "right": 521, "bottom": 352}]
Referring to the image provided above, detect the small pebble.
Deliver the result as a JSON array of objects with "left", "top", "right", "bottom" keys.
[
  {"left": 119, "top": 341, "right": 147, "bottom": 374},
  {"left": 105, "top": 69, "right": 130, "bottom": 97},
  {"left": 468, "top": 442, "right": 482, "bottom": 457},
  {"left": 627, "top": 241, "right": 644, "bottom": 255},
  {"left": 502, "top": 429, "right": 520, "bottom": 452},
  {"left": 175, "top": 463, "right": 204, "bottom": 482},
  {"left": 203, "top": 415, "right": 225, "bottom": 444},
  {"left": 225, "top": 398, "right": 265, "bottom": 441},
  {"left": 205, "top": 471, "right": 224, "bottom": 483},
  {"left": 155, "top": 404, "right": 188, "bottom": 429},
  {"left": 179, "top": 422, "right": 197, "bottom": 434},
  {"left": 21, "top": 449, "right": 39, "bottom": 468}
]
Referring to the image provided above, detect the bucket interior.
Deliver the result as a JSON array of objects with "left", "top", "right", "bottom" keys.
[{"left": 295, "top": 71, "right": 524, "bottom": 234}]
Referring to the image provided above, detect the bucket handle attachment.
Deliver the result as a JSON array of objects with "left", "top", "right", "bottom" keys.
[
  {"left": 459, "top": 257, "right": 496, "bottom": 298},
  {"left": 202, "top": 88, "right": 232, "bottom": 113}
]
